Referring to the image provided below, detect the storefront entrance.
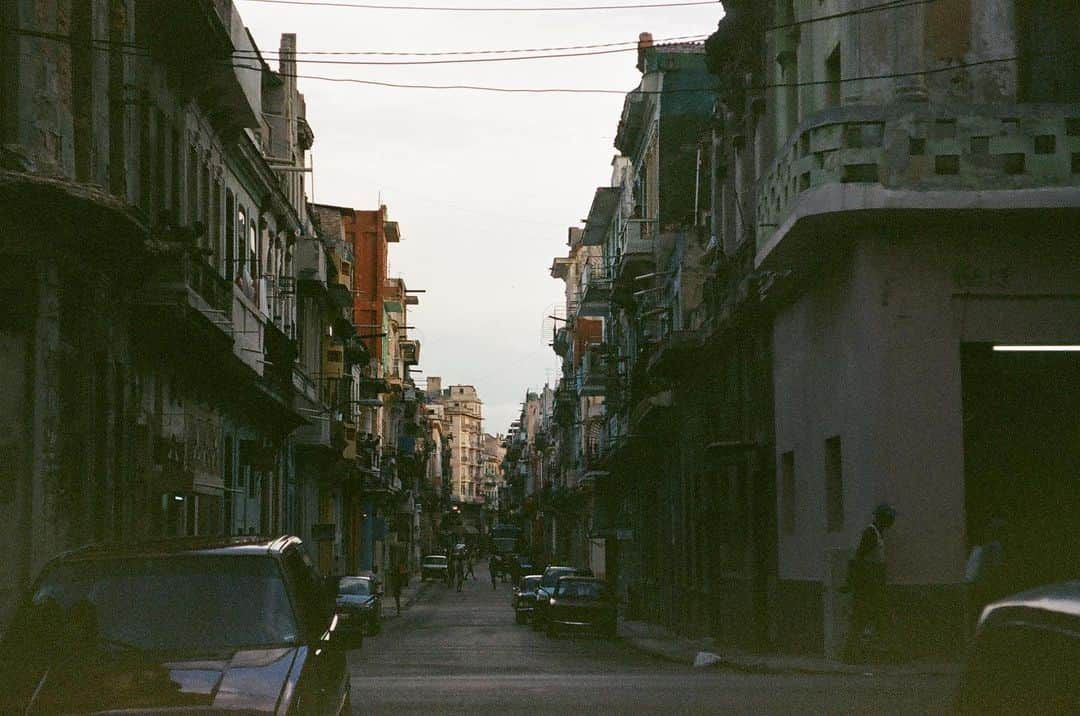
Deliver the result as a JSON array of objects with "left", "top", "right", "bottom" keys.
[{"left": 961, "top": 344, "right": 1080, "bottom": 592}]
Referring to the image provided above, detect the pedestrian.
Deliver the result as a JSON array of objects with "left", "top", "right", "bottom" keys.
[
  {"left": 466, "top": 549, "right": 476, "bottom": 580},
  {"left": 845, "top": 503, "right": 896, "bottom": 662},
  {"left": 454, "top": 554, "right": 465, "bottom": 592},
  {"left": 490, "top": 555, "right": 499, "bottom": 590},
  {"left": 965, "top": 517, "right": 1007, "bottom": 636},
  {"left": 392, "top": 561, "right": 408, "bottom": 615}
]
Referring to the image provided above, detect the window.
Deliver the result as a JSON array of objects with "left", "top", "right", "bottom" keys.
[
  {"left": 780, "top": 451, "right": 795, "bottom": 534},
  {"left": 187, "top": 145, "right": 199, "bottom": 227},
  {"left": 825, "top": 45, "right": 841, "bottom": 108},
  {"left": 171, "top": 128, "right": 182, "bottom": 219},
  {"left": 237, "top": 207, "right": 247, "bottom": 274},
  {"left": 825, "top": 436, "right": 844, "bottom": 532},
  {"left": 1018, "top": 0, "right": 1080, "bottom": 102},
  {"left": 224, "top": 190, "right": 235, "bottom": 276}
]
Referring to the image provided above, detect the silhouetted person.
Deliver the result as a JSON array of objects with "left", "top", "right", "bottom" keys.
[{"left": 846, "top": 503, "right": 896, "bottom": 662}]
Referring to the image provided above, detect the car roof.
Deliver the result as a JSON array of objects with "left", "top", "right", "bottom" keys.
[
  {"left": 54, "top": 535, "right": 301, "bottom": 562},
  {"left": 423, "top": 554, "right": 448, "bottom": 559},
  {"left": 555, "top": 575, "right": 602, "bottom": 584},
  {"left": 982, "top": 580, "right": 1080, "bottom": 622},
  {"left": 339, "top": 574, "right": 373, "bottom": 582}
]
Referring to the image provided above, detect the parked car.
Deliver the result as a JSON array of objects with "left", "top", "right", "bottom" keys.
[
  {"left": 531, "top": 565, "right": 593, "bottom": 631},
  {"left": 545, "top": 576, "right": 618, "bottom": 639},
  {"left": 958, "top": 581, "right": 1080, "bottom": 715},
  {"left": 0, "top": 536, "right": 351, "bottom": 715},
  {"left": 334, "top": 574, "right": 381, "bottom": 638},
  {"left": 421, "top": 554, "right": 450, "bottom": 581},
  {"left": 513, "top": 575, "right": 542, "bottom": 624}
]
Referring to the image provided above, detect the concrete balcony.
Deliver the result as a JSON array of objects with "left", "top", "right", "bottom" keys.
[
  {"left": 135, "top": 253, "right": 234, "bottom": 353},
  {"left": 756, "top": 103, "right": 1080, "bottom": 266},
  {"left": 576, "top": 345, "right": 610, "bottom": 397},
  {"left": 577, "top": 257, "right": 612, "bottom": 318},
  {"left": 613, "top": 221, "right": 656, "bottom": 286}
]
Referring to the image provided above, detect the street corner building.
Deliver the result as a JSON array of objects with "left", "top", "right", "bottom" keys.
[
  {"left": 0, "top": 0, "right": 433, "bottom": 632},
  {"left": 507, "top": 4, "right": 1080, "bottom": 663}
]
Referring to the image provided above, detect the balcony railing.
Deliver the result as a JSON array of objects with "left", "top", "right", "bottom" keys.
[
  {"left": 756, "top": 103, "right": 1080, "bottom": 262},
  {"left": 577, "top": 256, "right": 612, "bottom": 318},
  {"left": 576, "top": 344, "right": 611, "bottom": 397},
  {"left": 613, "top": 220, "right": 656, "bottom": 286}
]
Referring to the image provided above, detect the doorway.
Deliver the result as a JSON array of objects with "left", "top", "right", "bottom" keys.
[{"left": 961, "top": 344, "right": 1080, "bottom": 591}]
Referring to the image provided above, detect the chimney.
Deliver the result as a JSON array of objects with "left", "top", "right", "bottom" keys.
[{"left": 636, "top": 32, "right": 654, "bottom": 72}]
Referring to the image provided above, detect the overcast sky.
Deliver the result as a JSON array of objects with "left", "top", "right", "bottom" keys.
[{"left": 237, "top": 0, "right": 723, "bottom": 433}]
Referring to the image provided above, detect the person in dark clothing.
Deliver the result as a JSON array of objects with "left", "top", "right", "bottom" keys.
[
  {"left": 846, "top": 503, "right": 896, "bottom": 662},
  {"left": 489, "top": 555, "right": 499, "bottom": 590},
  {"left": 392, "top": 562, "right": 407, "bottom": 615}
]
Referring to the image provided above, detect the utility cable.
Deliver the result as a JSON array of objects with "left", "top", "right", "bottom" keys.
[
  {"left": 233, "top": 33, "right": 709, "bottom": 57},
  {"left": 239, "top": 0, "right": 719, "bottom": 11},
  {"left": 5, "top": 24, "right": 1078, "bottom": 96},
  {"left": 764, "top": 0, "right": 940, "bottom": 33}
]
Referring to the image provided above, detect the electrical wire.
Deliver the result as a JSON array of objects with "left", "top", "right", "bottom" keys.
[
  {"left": 227, "top": 44, "right": 677, "bottom": 66},
  {"left": 5, "top": 24, "right": 1078, "bottom": 96},
  {"left": 764, "top": 0, "right": 940, "bottom": 33},
  {"left": 239, "top": 0, "right": 719, "bottom": 10},
  {"left": 235, "top": 33, "right": 709, "bottom": 57}
]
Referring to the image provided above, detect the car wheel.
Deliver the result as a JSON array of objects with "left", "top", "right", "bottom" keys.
[{"left": 515, "top": 611, "right": 525, "bottom": 625}]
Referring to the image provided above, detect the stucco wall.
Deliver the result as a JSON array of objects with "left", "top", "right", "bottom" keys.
[{"left": 773, "top": 226, "right": 1080, "bottom": 588}]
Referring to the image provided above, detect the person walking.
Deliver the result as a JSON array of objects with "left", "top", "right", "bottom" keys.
[
  {"left": 490, "top": 555, "right": 499, "bottom": 590},
  {"left": 454, "top": 553, "right": 465, "bottom": 592},
  {"left": 845, "top": 503, "right": 896, "bottom": 662},
  {"left": 392, "top": 562, "right": 408, "bottom": 615},
  {"left": 466, "top": 549, "right": 476, "bottom": 580}
]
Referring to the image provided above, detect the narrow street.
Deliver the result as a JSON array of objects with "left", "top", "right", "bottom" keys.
[{"left": 348, "top": 564, "right": 959, "bottom": 714}]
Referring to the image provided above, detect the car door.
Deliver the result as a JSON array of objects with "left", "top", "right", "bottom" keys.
[{"left": 283, "top": 548, "right": 350, "bottom": 715}]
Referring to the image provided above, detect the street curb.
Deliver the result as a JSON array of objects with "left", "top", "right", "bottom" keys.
[{"left": 617, "top": 625, "right": 960, "bottom": 678}]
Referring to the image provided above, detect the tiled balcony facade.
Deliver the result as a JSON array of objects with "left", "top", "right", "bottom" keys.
[{"left": 757, "top": 103, "right": 1080, "bottom": 262}]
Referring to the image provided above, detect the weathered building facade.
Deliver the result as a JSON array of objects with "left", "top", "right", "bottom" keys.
[{"left": 0, "top": 1, "right": 434, "bottom": 631}]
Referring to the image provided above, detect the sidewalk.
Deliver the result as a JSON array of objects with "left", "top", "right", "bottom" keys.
[{"left": 618, "top": 619, "right": 960, "bottom": 677}]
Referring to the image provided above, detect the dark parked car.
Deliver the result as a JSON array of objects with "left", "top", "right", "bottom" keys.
[
  {"left": 545, "top": 576, "right": 618, "bottom": 639},
  {"left": 334, "top": 574, "right": 381, "bottom": 638},
  {"left": 421, "top": 554, "right": 449, "bottom": 581},
  {"left": 531, "top": 565, "right": 593, "bottom": 631},
  {"left": 513, "top": 575, "right": 542, "bottom": 624},
  {"left": 0, "top": 536, "right": 351, "bottom": 715},
  {"left": 958, "top": 581, "right": 1080, "bottom": 715}
]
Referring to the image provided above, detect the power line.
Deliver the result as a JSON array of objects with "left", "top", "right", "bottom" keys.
[
  {"left": 239, "top": 0, "right": 719, "bottom": 10},
  {"left": 235, "top": 33, "right": 709, "bottom": 57},
  {"left": 230, "top": 44, "right": 663, "bottom": 66},
  {"left": 764, "top": 0, "right": 939, "bottom": 33},
  {"left": 5, "top": 25, "right": 1077, "bottom": 96}
]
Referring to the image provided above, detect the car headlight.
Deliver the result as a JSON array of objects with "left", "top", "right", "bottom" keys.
[{"left": 549, "top": 598, "right": 556, "bottom": 606}]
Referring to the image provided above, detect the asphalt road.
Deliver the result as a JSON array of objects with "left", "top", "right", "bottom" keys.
[{"left": 347, "top": 564, "right": 958, "bottom": 715}]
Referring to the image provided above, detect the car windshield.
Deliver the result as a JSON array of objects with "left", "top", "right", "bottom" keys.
[
  {"left": 541, "top": 568, "right": 574, "bottom": 588},
  {"left": 337, "top": 577, "right": 371, "bottom": 596},
  {"left": 520, "top": 577, "right": 540, "bottom": 591},
  {"left": 23, "top": 556, "right": 299, "bottom": 653},
  {"left": 555, "top": 580, "right": 607, "bottom": 599}
]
